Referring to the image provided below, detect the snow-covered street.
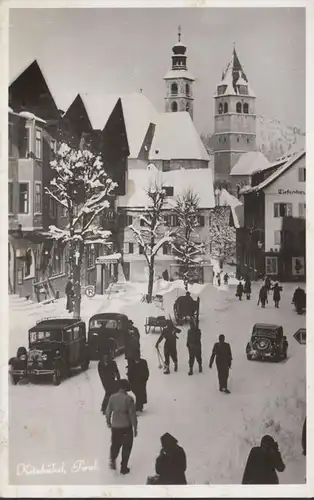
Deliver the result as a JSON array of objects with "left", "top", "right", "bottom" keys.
[{"left": 9, "top": 281, "right": 306, "bottom": 485}]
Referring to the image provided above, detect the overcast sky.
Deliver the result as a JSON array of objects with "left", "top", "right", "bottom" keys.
[{"left": 9, "top": 7, "right": 305, "bottom": 134}]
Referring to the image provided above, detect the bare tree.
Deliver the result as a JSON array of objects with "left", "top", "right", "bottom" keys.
[
  {"left": 45, "top": 142, "right": 117, "bottom": 318},
  {"left": 171, "top": 189, "right": 206, "bottom": 290},
  {"left": 209, "top": 207, "right": 236, "bottom": 269}
]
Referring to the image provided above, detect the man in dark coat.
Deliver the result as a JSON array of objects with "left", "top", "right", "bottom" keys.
[
  {"left": 127, "top": 354, "right": 149, "bottom": 412},
  {"left": 155, "top": 432, "right": 187, "bottom": 485},
  {"left": 244, "top": 277, "right": 251, "bottom": 300},
  {"left": 98, "top": 352, "right": 121, "bottom": 414},
  {"left": 65, "top": 278, "right": 74, "bottom": 312},
  {"left": 186, "top": 321, "right": 202, "bottom": 375},
  {"left": 242, "top": 435, "right": 285, "bottom": 484},
  {"left": 209, "top": 334, "right": 232, "bottom": 393},
  {"left": 125, "top": 320, "right": 140, "bottom": 361},
  {"left": 292, "top": 287, "right": 306, "bottom": 314},
  {"left": 156, "top": 320, "right": 181, "bottom": 374},
  {"left": 272, "top": 283, "right": 282, "bottom": 308},
  {"left": 258, "top": 285, "right": 268, "bottom": 308},
  {"left": 236, "top": 281, "right": 244, "bottom": 300},
  {"left": 223, "top": 273, "right": 229, "bottom": 285}
]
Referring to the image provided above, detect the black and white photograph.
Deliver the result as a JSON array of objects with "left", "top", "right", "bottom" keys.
[{"left": 1, "top": 1, "right": 310, "bottom": 494}]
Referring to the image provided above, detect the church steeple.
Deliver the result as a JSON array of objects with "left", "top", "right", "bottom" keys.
[{"left": 163, "top": 27, "right": 195, "bottom": 119}]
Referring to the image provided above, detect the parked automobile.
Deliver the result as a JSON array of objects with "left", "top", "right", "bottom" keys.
[
  {"left": 8, "top": 318, "right": 90, "bottom": 386},
  {"left": 246, "top": 323, "right": 288, "bottom": 362},
  {"left": 87, "top": 313, "right": 130, "bottom": 359}
]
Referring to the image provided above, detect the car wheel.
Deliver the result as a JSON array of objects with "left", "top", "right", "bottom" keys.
[
  {"left": 10, "top": 374, "right": 19, "bottom": 385},
  {"left": 81, "top": 359, "right": 90, "bottom": 371},
  {"left": 53, "top": 367, "right": 62, "bottom": 386},
  {"left": 246, "top": 354, "right": 252, "bottom": 361}
]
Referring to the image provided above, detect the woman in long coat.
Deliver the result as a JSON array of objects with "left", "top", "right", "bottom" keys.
[
  {"left": 127, "top": 355, "right": 149, "bottom": 411},
  {"left": 155, "top": 433, "right": 187, "bottom": 484},
  {"left": 272, "top": 283, "right": 282, "bottom": 308}
]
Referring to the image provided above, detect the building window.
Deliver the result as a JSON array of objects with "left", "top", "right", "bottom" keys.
[
  {"left": 164, "top": 214, "right": 179, "bottom": 227},
  {"left": 171, "top": 101, "right": 178, "bottom": 112},
  {"left": 218, "top": 103, "right": 223, "bottom": 114},
  {"left": 274, "top": 203, "right": 293, "bottom": 218},
  {"left": 61, "top": 205, "right": 68, "bottom": 217},
  {"left": 162, "top": 160, "right": 171, "bottom": 172},
  {"left": 140, "top": 218, "right": 145, "bottom": 227},
  {"left": 236, "top": 102, "right": 242, "bottom": 113},
  {"left": 9, "top": 123, "right": 14, "bottom": 157},
  {"left": 8, "top": 182, "right": 13, "bottom": 214},
  {"left": 224, "top": 102, "right": 228, "bottom": 113},
  {"left": 299, "top": 202, "right": 306, "bottom": 218},
  {"left": 247, "top": 137, "right": 250, "bottom": 144},
  {"left": 19, "top": 127, "right": 30, "bottom": 158},
  {"left": 265, "top": 256, "right": 278, "bottom": 275},
  {"left": 163, "top": 243, "right": 172, "bottom": 255},
  {"left": 164, "top": 186, "right": 174, "bottom": 196},
  {"left": 87, "top": 245, "right": 96, "bottom": 268},
  {"left": 237, "top": 137, "right": 240, "bottom": 143},
  {"left": 274, "top": 230, "right": 281, "bottom": 246},
  {"left": 49, "top": 197, "right": 57, "bottom": 218},
  {"left": 243, "top": 103, "right": 249, "bottom": 114},
  {"left": 171, "top": 83, "right": 178, "bottom": 95},
  {"left": 197, "top": 215, "right": 205, "bottom": 227},
  {"left": 185, "top": 83, "right": 190, "bottom": 96},
  {"left": 139, "top": 244, "right": 144, "bottom": 255},
  {"left": 35, "top": 129, "right": 42, "bottom": 159},
  {"left": 51, "top": 243, "right": 64, "bottom": 275},
  {"left": 73, "top": 205, "right": 79, "bottom": 216},
  {"left": 126, "top": 214, "right": 133, "bottom": 225},
  {"left": 50, "top": 139, "right": 57, "bottom": 154},
  {"left": 123, "top": 242, "right": 134, "bottom": 254},
  {"left": 34, "top": 183, "right": 42, "bottom": 213},
  {"left": 298, "top": 167, "right": 306, "bottom": 182},
  {"left": 24, "top": 248, "right": 35, "bottom": 278},
  {"left": 18, "top": 183, "right": 29, "bottom": 214}
]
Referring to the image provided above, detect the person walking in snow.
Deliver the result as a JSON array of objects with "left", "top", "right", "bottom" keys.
[
  {"left": 236, "top": 281, "right": 244, "bottom": 300},
  {"left": 155, "top": 433, "right": 187, "bottom": 485},
  {"left": 223, "top": 273, "right": 229, "bottom": 285},
  {"left": 257, "top": 285, "right": 268, "bottom": 308},
  {"left": 186, "top": 320, "right": 202, "bottom": 375},
  {"left": 125, "top": 320, "right": 141, "bottom": 362},
  {"left": 106, "top": 379, "right": 138, "bottom": 475},
  {"left": 98, "top": 352, "right": 121, "bottom": 414},
  {"left": 209, "top": 334, "right": 232, "bottom": 393},
  {"left": 272, "top": 282, "right": 282, "bottom": 308},
  {"left": 127, "top": 354, "right": 149, "bottom": 412},
  {"left": 155, "top": 320, "right": 181, "bottom": 374},
  {"left": 244, "top": 276, "right": 251, "bottom": 300},
  {"left": 265, "top": 276, "right": 272, "bottom": 294},
  {"left": 65, "top": 277, "right": 74, "bottom": 312},
  {"left": 217, "top": 272, "right": 221, "bottom": 286},
  {"left": 242, "top": 435, "right": 285, "bottom": 484}
]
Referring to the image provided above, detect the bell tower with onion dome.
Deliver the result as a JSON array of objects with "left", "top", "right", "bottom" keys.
[{"left": 163, "top": 26, "right": 195, "bottom": 119}]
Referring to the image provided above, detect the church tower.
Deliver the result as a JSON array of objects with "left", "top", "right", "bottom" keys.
[
  {"left": 163, "top": 27, "right": 195, "bottom": 119},
  {"left": 213, "top": 46, "right": 257, "bottom": 190}
]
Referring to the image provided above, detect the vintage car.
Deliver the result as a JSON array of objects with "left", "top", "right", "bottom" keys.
[
  {"left": 246, "top": 323, "right": 288, "bottom": 362},
  {"left": 8, "top": 318, "right": 90, "bottom": 386},
  {"left": 87, "top": 313, "right": 130, "bottom": 359}
]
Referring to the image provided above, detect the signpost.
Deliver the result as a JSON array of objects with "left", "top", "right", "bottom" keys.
[
  {"left": 293, "top": 328, "right": 306, "bottom": 345},
  {"left": 85, "top": 285, "right": 96, "bottom": 298}
]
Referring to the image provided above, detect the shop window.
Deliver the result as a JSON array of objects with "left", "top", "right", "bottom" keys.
[
  {"left": 171, "top": 101, "right": 178, "bottom": 112},
  {"left": 162, "top": 160, "right": 171, "bottom": 172},
  {"left": 223, "top": 102, "right": 228, "bottom": 113},
  {"left": 35, "top": 129, "right": 42, "bottom": 159},
  {"left": 236, "top": 102, "right": 242, "bottom": 113},
  {"left": 19, "top": 183, "right": 29, "bottom": 214},
  {"left": 8, "top": 182, "right": 13, "bottom": 214},
  {"left": 243, "top": 103, "right": 249, "bottom": 114},
  {"left": 299, "top": 202, "right": 306, "bottom": 218},
  {"left": 171, "top": 83, "right": 178, "bottom": 95},
  {"left": 34, "top": 183, "right": 42, "bottom": 214},
  {"left": 298, "top": 167, "right": 306, "bottom": 182},
  {"left": 274, "top": 203, "right": 293, "bottom": 217},
  {"left": 265, "top": 256, "right": 278, "bottom": 275},
  {"left": 24, "top": 248, "right": 35, "bottom": 279}
]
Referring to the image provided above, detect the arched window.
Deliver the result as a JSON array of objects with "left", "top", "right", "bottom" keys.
[
  {"left": 218, "top": 103, "right": 223, "bottom": 114},
  {"left": 185, "top": 83, "right": 190, "bottom": 96},
  {"left": 25, "top": 248, "right": 35, "bottom": 278},
  {"left": 186, "top": 103, "right": 189, "bottom": 112},
  {"left": 243, "top": 103, "right": 249, "bottom": 114},
  {"left": 171, "top": 83, "right": 178, "bottom": 96},
  {"left": 236, "top": 102, "right": 242, "bottom": 113},
  {"left": 171, "top": 101, "right": 178, "bottom": 112},
  {"left": 224, "top": 102, "right": 228, "bottom": 113}
]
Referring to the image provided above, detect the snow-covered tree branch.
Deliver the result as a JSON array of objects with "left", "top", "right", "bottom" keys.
[
  {"left": 209, "top": 207, "right": 236, "bottom": 269},
  {"left": 171, "top": 189, "right": 206, "bottom": 290},
  {"left": 45, "top": 141, "right": 117, "bottom": 318}
]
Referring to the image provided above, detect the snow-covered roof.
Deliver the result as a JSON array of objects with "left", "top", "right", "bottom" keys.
[
  {"left": 163, "top": 70, "right": 195, "bottom": 81},
  {"left": 117, "top": 167, "right": 215, "bottom": 209},
  {"left": 217, "top": 188, "right": 243, "bottom": 229},
  {"left": 18, "top": 110, "right": 47, "bottom": 123},
  {"left": 79, "top": 93, "right": 119, "bottom": 131},
  {"left": 240, "top": 150, "right": 306, "bottom": 194},
  {"left": 149, "top": 112, "right": 210, "bottom": 162},
  {"left": 230, "top": 151, "right": 270, "bottom": 176}
]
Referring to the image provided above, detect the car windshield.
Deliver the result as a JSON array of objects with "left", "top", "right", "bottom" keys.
[
  {"left": 29, "top": 330, "right": 61, "bottom": 344},
  {"left": 253, "top": 328, "right": 277, "bottom": 337},
  {"left": 89, "top": 318, "right": 122, "bottom": 330}
]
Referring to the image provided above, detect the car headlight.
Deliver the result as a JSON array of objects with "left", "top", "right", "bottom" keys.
[{"left": 42, "top": 354, "right": 48, "bottom": 361}]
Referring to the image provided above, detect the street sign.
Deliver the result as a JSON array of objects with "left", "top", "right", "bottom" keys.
[
  {"left": 293, "top": 328, "right": 306, "bottom": 345},
  {"left": 85, "top": 285, "right": 96, "bottom": 298}
]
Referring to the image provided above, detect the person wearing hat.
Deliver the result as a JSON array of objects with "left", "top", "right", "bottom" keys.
[
  {"left": 155, "top": 433, "right": 187, "bottom": 484},
  {"left": 155, "top": 320, "right": 181, "bottom": 374},
  {"left": 209, "top": 334, "right": 232, "bottom": 393},
  {"left": 98, "top": 352, "right": 120, "bottom": 414},
  {"left": 106, "top": 379, "right": 138, "bottom": 475},
  {"left": 186, "top": 320, "right": 202, "bottom": 375},
  {"left": 242, "top": 435, "right": 285, "bottom": 484},
  {"left": 125, "top": 320, "right": 141, "bottom": 362},
  {"left": 127, "top": 353, "right": 150, "bottom": 412}
]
